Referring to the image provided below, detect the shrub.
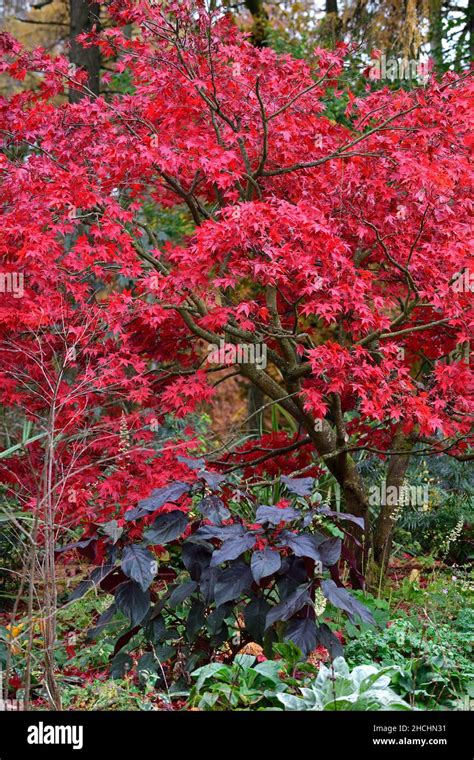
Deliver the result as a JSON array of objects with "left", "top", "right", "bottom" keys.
[
  {"left": 67, "top": 467, "right": 375, "bottom": 680},
  {"left": 276, "top": 657, "right": 411, "bottom": 711},
  {"left": 188, "top": 654, "right": 286, "bottom": 710},
  {"left": 344, "top": 615, "right": 473, "bottom": 708}
]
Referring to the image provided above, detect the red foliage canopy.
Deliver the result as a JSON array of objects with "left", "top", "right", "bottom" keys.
[{"left": 0, "top": 1, "right": 472, "bottom": 549}]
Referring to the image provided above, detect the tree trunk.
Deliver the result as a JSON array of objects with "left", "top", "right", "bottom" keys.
[
  {"left": 244, "top": 0, "right": 269, "bottom": 47},
  {"left": 242, "top": 3, "right": 268, "bottom": 426},
  {"left": 69, "top": 0, "right": 100, "bottom": 102},
  {"left": 40, "top": 412, "right": 62, "bottom": 709},
  {"left": 331, "top": 452, "right": 370, "bottom": 588},
  {"left": 247, "top": 384, "right": 264, "bottom": 436},
  {"left": 372, "top": 430, "right": 412, "bottom": 570},
  {"left": 469, "top": 0, "right": 474, "bottom": 62},
  {"left": 324, "top": 0, "right": 342, "bottom": 44},
  {"left": 429, "top": 0, "right": 444, "bottom": 70},
  {"left": 240, "top": 362, "right": 371, "bottom": 587}
]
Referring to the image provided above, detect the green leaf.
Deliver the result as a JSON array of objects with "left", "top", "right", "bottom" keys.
[
  {"left": 102, "top": 520, "right": 123, "bottom": 544},
  {"left": 192, "top": 663, "right": 230, "bottom": 692},
  {"left": 0, "top": 432, "right": 47, "bottom": 460}
]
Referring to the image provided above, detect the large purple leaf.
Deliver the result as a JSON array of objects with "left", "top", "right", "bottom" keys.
[
  {"left": 121, "top": 545, "right": 156, "bottom": 591},
  {"left": 115, "top": 580, "right": 150, "bottom": 627},
  {"left": 214, "top": 562, "right": 253, "bottom": 607},
  {"left": 284, "top": 616, "right": 318, "bottom": 655},
  {"left": 316, "top": 506, "right": 365, "bottom": 531},
  {"left": 251, "top": 547, "right": 282, "bottom": 583},
  {"left": 281, "top": 475, "right": 314, "bottom": 497},
  {"left": 321, "top": 579, "right": 375, "bottom": 625},
  {"left": 210, "top": 534, "right": 257, "bottom": 567},
  {"left": 144, "top": 510, "right": 189, "bottom": 544},
  {"left": 126, "top": 482, "right": 192, "bottom": 521},
  {"left": 256, "top": 504, "right": 301, "bottom": 525},
  {"left": 265, "top": 585, "right": 311, "bottom": 629},
  {"left": 318, "top": 537, "right": 342, "bottom": 567},
  {"left": 278, "top": 531, "right": 324, "bottom": 561}
]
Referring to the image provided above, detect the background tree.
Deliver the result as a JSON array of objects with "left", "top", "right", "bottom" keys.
[
  {"left": 0, "top": 0, "right": 100, "bottom": 99},
  {"left": 69, "top": 0, "right": 100, "bottom": 100}
]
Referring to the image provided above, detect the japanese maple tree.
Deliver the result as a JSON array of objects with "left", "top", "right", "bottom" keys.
[{"left": 0, "top": 0, "right": 472, "bottom": 588}]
